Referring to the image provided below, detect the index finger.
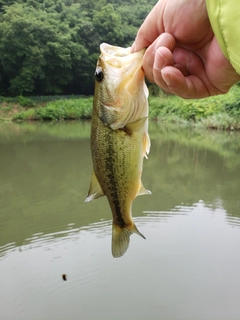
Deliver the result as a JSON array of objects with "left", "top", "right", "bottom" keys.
[{"left": 132, "top": 1, "right": 164, "bottom": 52}]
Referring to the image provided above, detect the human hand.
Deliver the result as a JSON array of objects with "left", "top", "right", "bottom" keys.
[{"left": 132, "top": 0, "right": 240, "bottom": 99}]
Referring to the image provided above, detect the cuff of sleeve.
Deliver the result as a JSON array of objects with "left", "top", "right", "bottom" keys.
[{"left": 206, "top": 0, "right": 240, "bottom": 74}]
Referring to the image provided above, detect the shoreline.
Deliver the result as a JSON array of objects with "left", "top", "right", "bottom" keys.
[{"left": 1, "top": 85, "right": 240, "bottom": 130}]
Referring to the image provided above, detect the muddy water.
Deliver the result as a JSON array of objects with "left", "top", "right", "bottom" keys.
[{"left": 1, "top": 121, "right": 240, "bottom": 320}]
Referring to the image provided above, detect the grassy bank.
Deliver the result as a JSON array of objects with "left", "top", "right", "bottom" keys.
[
  {"left": 11, "top": 97, "right": 93, "bottom": 121},
  {"left": 0, "top": 95, "right": 92, "bottom": 121},
  {"left": 0, "top": 85, "right": 240, "bottom": 129},
  {"left": 149, "top": 85, "right": 240, "bottom": 130}
]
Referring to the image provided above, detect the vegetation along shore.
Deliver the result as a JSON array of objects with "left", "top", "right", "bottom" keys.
[
  {"left": 1, "top": 0, "right": 240, "bottom": 130},
  {"left": 0, "top": 84, "right": 240, "bottom": 130}
]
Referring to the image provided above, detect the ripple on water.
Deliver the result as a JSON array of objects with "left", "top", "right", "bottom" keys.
[
  {"left": 142, "top": 204, "right": 192, "bottom": 224},
  {"left": 226, "top": 216, "right": 240, "bottom": 228},
  {"left": 2, "top": 202, "right": 240, "bottom": 320},
  {"left": 0, "top": 242, "right": 16, "bottom": 259},
  {"left": 0, "top": 219, "right": 112, "bottom": 262}
]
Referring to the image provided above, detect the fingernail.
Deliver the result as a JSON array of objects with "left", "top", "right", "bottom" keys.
[{"left": 161, "top": 70, "right": 171, "bottom": 86}]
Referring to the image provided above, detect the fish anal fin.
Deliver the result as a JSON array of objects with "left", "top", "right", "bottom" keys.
[
  {"left": 112, "top": 223, "right": 146, "bottom": 258},
  {"left": 85, "top": 171, "right": 104, "bottom": 203},
  {"left": 137, "top": 182, "right": 152, "bottom": 196}
]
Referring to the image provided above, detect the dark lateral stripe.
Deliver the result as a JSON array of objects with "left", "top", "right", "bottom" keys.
[
  {"left": 105, "top": 132, "right": 126, "bottom": 229},
  {"left": 113, "top": 199, "right": 126, "bottom": 228}
]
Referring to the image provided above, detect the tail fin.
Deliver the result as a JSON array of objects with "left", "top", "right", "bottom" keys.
[{"left": 112, "top": 223, "right": 146, "bottom": 258}]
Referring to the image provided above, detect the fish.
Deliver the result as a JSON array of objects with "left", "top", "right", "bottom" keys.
[{"left": 85, "top": 43, "right": 151, "bottom": 258}]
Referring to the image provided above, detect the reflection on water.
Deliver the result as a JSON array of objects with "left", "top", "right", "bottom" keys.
[{"left": 1, "top": 122, "right": 240, "bottom": 320}]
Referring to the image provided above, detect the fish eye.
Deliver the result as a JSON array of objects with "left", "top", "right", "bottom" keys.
[{"left": 95, "top": 68, "right": 104, "bottom": 82}]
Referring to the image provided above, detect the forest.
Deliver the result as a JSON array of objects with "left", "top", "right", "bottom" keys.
[{"left": 0, "top": 0, "right": 157, "bottom": 96}]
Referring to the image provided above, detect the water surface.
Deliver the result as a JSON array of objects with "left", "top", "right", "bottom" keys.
[{"left": 1, "top": 121, "right": 240, "bottom": 320}]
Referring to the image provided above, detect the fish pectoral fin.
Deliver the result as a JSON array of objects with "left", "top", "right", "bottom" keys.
[
  {"left": 85, "top": 171, "right": 104, "bottom": 203},
  {"left": 137, "top": 182, "right": 152, "bottom": 196},
  {"left": 124, "top": 117, "right": 148, "bottom": 134},
  {"left": 112, "top": 223, "right": 146, "bottom": 258}
]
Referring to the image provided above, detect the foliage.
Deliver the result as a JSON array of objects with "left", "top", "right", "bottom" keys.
[
  {"left": 197, "top": 113, "right": 240, "bottom": 130},
  {"left": 148, "top": 85, "right": 240, "bottom": 129},
  {"left": 149, "top": 94, "right": 223, "bottom": 121},
  {"left": 0, "top": 0, "right": 157, "bottom": 96},
  {"left": 12, "top": 97, "right": 93, "bottom": 121},
  {"left": 1, "top": 80, "right": 240, "bottom": 129},
  {"left": 224, "top": 99, "right": 240, "bottom": 117},
  {"left": 17, "top": 96, "right": 35, "bottom": 108}
]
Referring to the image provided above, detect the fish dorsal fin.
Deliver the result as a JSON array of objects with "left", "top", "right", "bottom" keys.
[
  {"left": 85, "top": 171, "right": 104, "bottom": 203},
  {"left": 137, "top": 182, "right": 152, "bottom": 196}
]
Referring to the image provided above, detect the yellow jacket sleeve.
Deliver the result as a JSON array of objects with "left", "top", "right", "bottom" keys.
[{"left": 206, "top": 0, "right": 240, "bottom": 74}]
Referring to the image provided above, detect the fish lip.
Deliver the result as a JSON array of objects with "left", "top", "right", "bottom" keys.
[
  {"left": 99, "top": 43, "right": 145, "bottom": 70},
  {"left": 100, "top": 42, "right": 146, "bottom": 56},
  {"left": 100, "top": 43, "right": 131, "bottom": 58}
]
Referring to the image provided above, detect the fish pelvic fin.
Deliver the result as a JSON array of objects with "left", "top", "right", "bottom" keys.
[
  {"left": 112, "top": 223, "right": 146, "bottom": 258},
  {"left": 137, "top": 182, "right": 152, "bottom": 196},
  {"left": 85, "top": 171, "right": 104, "bottom": 203},
  {"left": 143, "top": 131, "right": 151, "bottom": 159}
]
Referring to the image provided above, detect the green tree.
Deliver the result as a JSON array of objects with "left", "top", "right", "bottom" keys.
[
  {"left": 92, "top": 3, "right": 124, "bottom": 45},
  {"left": 0, "top": 3, "right": 87, "bottom": 95},
  {"left": 0, "top": 0, "right": 158, "bottom": 96}
]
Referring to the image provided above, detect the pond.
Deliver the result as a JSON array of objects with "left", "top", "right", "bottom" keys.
[{"left": 1, "top": 121, "right": 240, "bottom": 320}]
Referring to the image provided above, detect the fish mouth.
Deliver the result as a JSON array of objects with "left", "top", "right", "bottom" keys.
[
  {"left": 99, "top": 43, "right": 145, "bottom": 71},
  {"left": 100, "top": 43, "right": 132, "bottom": 58},
  {"left": 99, "top": 43, "right": 146, "bottom": 100}
]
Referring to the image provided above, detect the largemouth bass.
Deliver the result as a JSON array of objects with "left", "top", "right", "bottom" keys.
[{"left": 85, "top": 43, "right": 151, "bottom": 258}]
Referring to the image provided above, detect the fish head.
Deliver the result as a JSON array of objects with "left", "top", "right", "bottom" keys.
[{"left": 94, "top": 43, "right": 148, "bottom": 130}]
